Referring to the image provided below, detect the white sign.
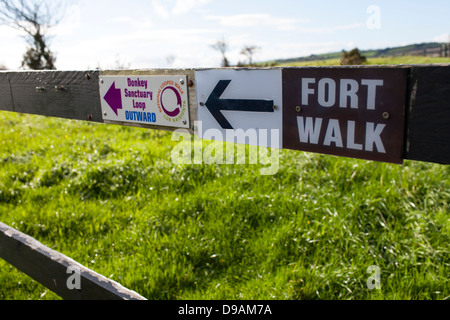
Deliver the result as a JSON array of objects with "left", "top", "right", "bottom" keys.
[
  {"left": 99, "top": 75, "right": 190, "bottom": 128},
  {"left": 196, "top": 69, "right": 282, "bottom": 148}
]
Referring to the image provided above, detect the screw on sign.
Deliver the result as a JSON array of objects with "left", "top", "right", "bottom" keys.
[{"left": 282, "top": 68, "right": 407, "bottom": 164}]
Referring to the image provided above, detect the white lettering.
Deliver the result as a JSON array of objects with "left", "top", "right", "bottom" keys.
[
  {"left": 318, "top": 78, "right": 336, "bottom": 107},
  {"left": 259, "top": 129, "right": 280, "bottom": 176},
  {"left": 361, "top": 79, "right": 384, "bottom": 110},
  {"left": 302, "top": 78, "right": 316, "bottom": 105},
  {"left": 323, "top": 119, "right": 343, "bottom": 147},
  {"left": 297, "top": 116, "right": 322, "bottom": 144},
  {"left": 203, "top": 131, "right": 224, "bottom": 164},
  {"left": 367, "top": 5, "right": 382, "bottom": 30},
  {"left": 194, "top": 121, "right": 203, "bottom": 165},
  {"left": 365, "top": 122, "right": 386, "bottom": 153},
  {"left": 226, "top": 128, "right": 258, "bottom": 164},
  {"left": 340, "top": 79, "right": 359, "bottom": 108},
  {"left": 171, "top": 130, "right": 192, "bottom": 165},
  {"left": 301, "top": 78, "right": 384, "bottom": 110},
  {"left": 178, "top": 305, "right": 212, "bottom": 317},
  {"left": 347, "top": 120, "right": 363, "bottom": 150},
  {"left": 172, "top": 122, "right": 280, "bottom": 175},
  {"left": 367, "top": 265, "right": 381, "bottom": 289},
  {"left": 296, "top": 118, "right": 386, "bottom": 153},
  {"left": 223, "top": 305, "right": 230, "bottom": 315},
  {"left": 66, "top": 265, "right": 81, "bottom": 290}
]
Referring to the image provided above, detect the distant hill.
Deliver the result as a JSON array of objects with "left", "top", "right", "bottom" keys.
[{"left": 273, "top": 42, "right": 449, "bottom": 64}]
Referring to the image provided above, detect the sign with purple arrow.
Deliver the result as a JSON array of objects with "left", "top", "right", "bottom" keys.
[
  {"left": 103, "top": 81, "right": 122, "bottom": 116},
  {"left": 99, "top": 75, "right": 190, "bottom": 128}
]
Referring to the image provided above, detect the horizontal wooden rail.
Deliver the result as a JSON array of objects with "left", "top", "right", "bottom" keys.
[
  {"left": 0, "top": 65, "right": 449, "bottom": 164},
  {"left": 404, "top": 66, "right": 450, "bottom": 164},
  {"left": 0, "top": 65, "right": 448, "bottom": 299},
  {"left": 0, "top": 221, "right": 146, "bottom": 300}
]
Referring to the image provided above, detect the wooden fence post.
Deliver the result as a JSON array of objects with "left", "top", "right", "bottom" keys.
[{"left": 0, "top": 222, "right": 146, "bottom": 300}]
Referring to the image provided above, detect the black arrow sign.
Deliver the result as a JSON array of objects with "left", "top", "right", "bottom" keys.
[{"left": 205, "top": 80, "right": 275, "bottom": 129}]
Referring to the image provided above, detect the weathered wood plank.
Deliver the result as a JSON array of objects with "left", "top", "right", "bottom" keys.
[
  {"left": 404, "top": 65, "right": 450, "bottom": 164},
  {"left": 0, "top": 221, "right": 146, "bottom": 300},
  {"left": 1, "top": 66, "right": 449, "bottom": 164},
  {"left": 0, "top": 72, "right": 14, "bottom": 112},
  {"left": 0, "top": 70, "right": 103, "bottom": 122}
]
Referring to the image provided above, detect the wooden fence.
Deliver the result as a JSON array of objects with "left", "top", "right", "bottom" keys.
[
  {"left": 0, "top": 222, "right": 146, "bottom": 300},
  {"left": 0, "top": 65, "right": 448, "bottom": 299}
]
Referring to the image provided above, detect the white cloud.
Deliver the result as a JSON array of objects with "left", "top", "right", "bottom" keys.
[
  {"left": 113, "top": 16, "right": 132, "bottom": 23},
  {"left": 257, "top": 41, "right": 343, "bottom": 62},
  {"left": 205, "top": 13, "right": 307, "bottom": 31},
  {"left": 0, "top": 25, "right": 22, "bottom": 38},
  {"left": 152, "top": 0, "right": 210, "bottom": 18},
  {"left": 152, "top": 0, "right": 170, "bottom": 19},
  {"left": 0, "top": 35, "right": 26, "bottom": 69},
  {"left": 172, "top": 0, "right": 210, "bottom": 16},
  {"left": 206, "top": 14, "right": 363, "bottom": 34},
  {"left": 53, "top": 27, "right": 223, "bottom": 70},
  {"left": 295, "top": 23, "right": 365, "bottom": 34},
  {"left": 132, "top": 18, "right": 153, "bottom": 30},
  {"left": 433, "top": 33, "right": 450, "bottom": 42},
  {"left": 50, "top": 4, "right": 82, "bottom": 36}
]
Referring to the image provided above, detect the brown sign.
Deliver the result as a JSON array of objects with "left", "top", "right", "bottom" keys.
[{"left": 282, "top": 68, "right": 407, "bottom": 164}]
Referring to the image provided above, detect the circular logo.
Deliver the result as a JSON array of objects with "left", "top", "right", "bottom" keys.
[
  {"left": 160, "top": 86, "right": 182, "bottom": 117},
  {"left": 156, "top": 80, "right": 187, "bottom": 123}
]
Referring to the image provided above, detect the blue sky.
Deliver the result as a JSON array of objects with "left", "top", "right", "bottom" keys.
[{"left": 0, "top": 0, "right": 449, "bottom": 70}]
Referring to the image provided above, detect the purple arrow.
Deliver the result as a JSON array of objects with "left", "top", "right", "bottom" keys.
[{"left": 103, "top": 82, "right": 122, "bottom": 116}]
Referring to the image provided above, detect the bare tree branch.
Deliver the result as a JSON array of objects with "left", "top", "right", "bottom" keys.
[
  {"left": 211, "top": 38, "right": 230, "bottom": 67},
  {"left": 240, "top": 45, "right": 260, "bottom": 66},
  {"left": 0, "top": 0, "right": 72, "bottom": 69}
]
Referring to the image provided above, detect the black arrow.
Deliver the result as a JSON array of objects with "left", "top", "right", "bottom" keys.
[{"left": 205, "top": 80, "right": 275, "bottom": 129}]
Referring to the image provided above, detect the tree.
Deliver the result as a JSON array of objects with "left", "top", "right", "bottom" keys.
[
  {"left": 341, "top": 48, "right": 367, "bottom": 65},
  {"left": 166, "top": 54, "right": 176, "bottom": 67},
  {"left": 211, "top": 38, "right": 230, "bottom": 67},
  {"left": 114, "top": 54, "right": 131, "bottom": 70},
  {"left": 0, "top": 0, "right": 70, "bottom": 70},
  {"left": 240, "top": 45, "right": 259, "bottom": 66}
]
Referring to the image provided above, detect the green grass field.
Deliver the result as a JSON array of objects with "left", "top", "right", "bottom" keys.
[
  {"left": 0, "top": 57, "right": 449, "bottom": 300},
  {"left": 277, "top": 55, "right": 450, "bottom": 66}
]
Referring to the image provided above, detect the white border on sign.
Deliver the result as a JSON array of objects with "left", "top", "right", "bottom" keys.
[{"left": 195, "top": 69, "right": 283, "bottom": 149}]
